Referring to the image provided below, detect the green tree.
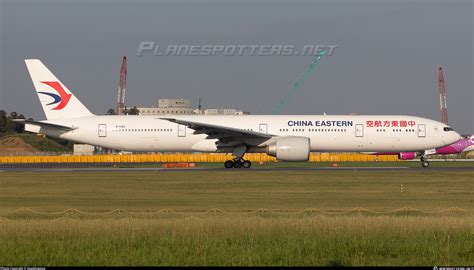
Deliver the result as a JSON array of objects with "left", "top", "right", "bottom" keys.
[
  {"left": 125, "top": 106, "right": 140, "bottom": 115},
  {"left": 0, "top": 110, "right": 7, "bottom": 135},
  {"left": 0, "top": 111, "right": 29, "bottom": 136},
  {"left": 11, "top": 112, "right": 25, "bottom": 133},
  {"left": 106, "top": 108, "right": 116, "bottom": 115}
]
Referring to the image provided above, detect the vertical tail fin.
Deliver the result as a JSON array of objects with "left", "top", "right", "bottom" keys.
[{"left": 24, "top": 59, "right": 94, "bottom": 120}]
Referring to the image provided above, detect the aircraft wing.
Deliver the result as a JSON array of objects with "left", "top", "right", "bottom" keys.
[
  {"left": 12, "top": 119, "right": 77, "bottom": 131},
  {"left": 159, "top": 118, "right": 274, "bottom": 144}
]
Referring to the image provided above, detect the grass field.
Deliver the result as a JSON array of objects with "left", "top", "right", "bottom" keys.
[{"left": 0, "top": 170, "right": 473, "bottom": 266}]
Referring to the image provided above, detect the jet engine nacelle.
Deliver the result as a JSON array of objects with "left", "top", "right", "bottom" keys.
[
  {"left": 267, "top": 136, "right": 310, "bottom": 161},
  {"left": 398, "top": 152, "right": 416, "bottom": 160}
]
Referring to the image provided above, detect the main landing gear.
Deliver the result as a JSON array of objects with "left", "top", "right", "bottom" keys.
[
  {"left": 224, "top": 145, "right": 251, "bottom": 169},
  {"left": 224, "top": 158, "right": 252, "bottom": 169},
  {"left": 420, "top": 156, "right": 430, "bottom": 168}
]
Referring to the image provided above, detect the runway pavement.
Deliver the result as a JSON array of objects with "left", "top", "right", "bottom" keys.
[{"left": 1, "top": 166, "right": 473, "bottom": 173}]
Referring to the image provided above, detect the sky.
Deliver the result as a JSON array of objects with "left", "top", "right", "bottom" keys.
[{"left": 0, "top": 0, "right": 472, "bottom": 133}]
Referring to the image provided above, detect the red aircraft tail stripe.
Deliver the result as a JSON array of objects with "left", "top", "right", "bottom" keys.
[{"left": 41, "top": 81, "right": 72, "bottom": 110}]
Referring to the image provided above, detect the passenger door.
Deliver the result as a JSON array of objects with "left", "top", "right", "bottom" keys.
[
  {"left": 418, "top": 124, "right": 426, "bottom": 138},
  {"left": 259, "top": 123, "right": 268, "bottom": 133},
  {"left": 355, "top": 124, "right": 364, "bottom": 137},
  {"left": 98, "top": 124, "right": 107, "bottom": 138},
  {"left": 178, "top": 124, "right": 186, "bottom": 137}
]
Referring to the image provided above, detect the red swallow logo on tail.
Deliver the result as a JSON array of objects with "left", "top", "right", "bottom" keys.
[{"left": 37, "top": 81, "right": 72, "bottom": 110}]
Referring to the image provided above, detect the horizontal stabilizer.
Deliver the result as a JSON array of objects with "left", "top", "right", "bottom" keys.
[{"left": 12, "top": 119, "right": 77, "bottom": 131}]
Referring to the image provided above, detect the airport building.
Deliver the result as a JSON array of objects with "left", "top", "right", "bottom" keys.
[
  {"left": 196, "top": 108, "right": 249, "bottom": 115},
  {"left": 158, "top": 98, "right": 193, "bottom": 108},
  {"left": 73, "top": 144, "right": 95, "bottom": 155},
  {"left": 138, "top": 98, "right": 249, "bottom": 115},
  {"left": 138, "top": 99, "right": 195, "bottom": 115}
]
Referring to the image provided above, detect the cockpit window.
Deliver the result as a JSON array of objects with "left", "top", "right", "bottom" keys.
[{"left": 443, "top": 127, "right": 453, "bottom": 131}]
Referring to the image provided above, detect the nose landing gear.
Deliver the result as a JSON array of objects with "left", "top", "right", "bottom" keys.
[{"left": 421, "top": 156, "right": 430, "bottom": 168}]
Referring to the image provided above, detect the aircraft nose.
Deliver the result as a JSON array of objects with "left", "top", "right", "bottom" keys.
[
  {"left": 443, "top": 130, "right": 461, "bottom": 145},
  {"left": 451, "top": 131, "right": 461, "bottom": 144}
]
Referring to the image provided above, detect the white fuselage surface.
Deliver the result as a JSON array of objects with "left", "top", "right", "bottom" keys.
[{"left": 27, "top": 115, "right": 460, "bottom": 153}]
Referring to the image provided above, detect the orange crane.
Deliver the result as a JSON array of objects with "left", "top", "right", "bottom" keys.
[{"left": 116, "top": 56, "right": 127, "bottom": 115}]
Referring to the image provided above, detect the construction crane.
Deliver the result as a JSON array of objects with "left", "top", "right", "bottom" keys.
[
  {"left": 438, "top": 66, "right": 448, "bottom": 124},
  {"left": 272, "top": 50, "right": 327, "bottom": 114},
  {"left": 116, "top": 56, "right": 127, "bottom": 115}
]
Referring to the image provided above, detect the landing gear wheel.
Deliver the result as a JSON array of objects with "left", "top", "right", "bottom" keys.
[
  {"left": 233, "top": 160, "right": 243, "bottom": 168},
  {"left": 421, "top": 160, "right": 430, "bottom": 168},
  {"left": 224, "top": 160, "right": 234, "bottom": 169},
  {"left": 242, "top": 160, "right": 252, "bottom": 168}
]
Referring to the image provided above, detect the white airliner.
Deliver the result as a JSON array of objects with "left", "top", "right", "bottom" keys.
[{"left": 16, "top": 59, "right": 461, "bottom": 168}]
